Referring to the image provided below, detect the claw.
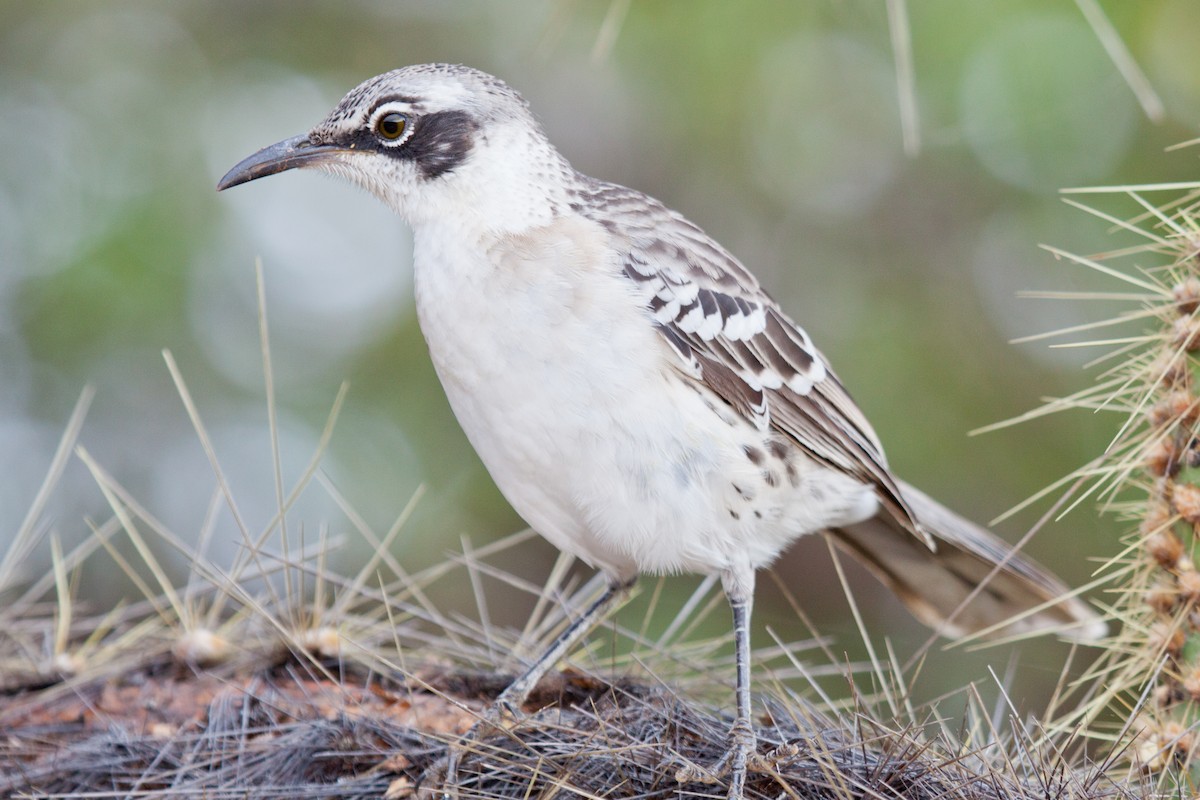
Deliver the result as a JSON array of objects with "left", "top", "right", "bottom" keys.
[
  {"left": 674, "top": 729, "right": 800, "bottom": 799},
  {"left": 418, "top": 699, "right": 528, "bottom": 799},
  {"left": 674, "top": 719, "right": 757, "bottom": 798},
  {"left": 415, "top": 579, "right": 635, "bottom": 798},
  {"left": 674, "top": 761, "right": 719, "bottom": 784},
  {"left": 748, "top": 741, "right": 800, "bottom": 772}
]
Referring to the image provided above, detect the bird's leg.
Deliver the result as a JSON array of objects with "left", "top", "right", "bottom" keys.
[
  {"left": 492, "top": 573, "right": 636, "bottom": 714},
  {"left": 675, "top": 567, "right": 756, "bottom": 799},
  {"left": 726, "top": 585, "right": 755, "bottom": 799},
  {"left": 428, "top": 574, "right": 637, "bottom": 797}
]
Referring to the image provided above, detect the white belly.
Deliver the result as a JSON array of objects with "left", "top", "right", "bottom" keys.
[{"left": 412, "top": 216, "right": 877, "bottom": 579}]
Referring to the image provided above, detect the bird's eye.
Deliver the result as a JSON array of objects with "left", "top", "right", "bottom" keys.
[{"left": 375, "top": 112, "right": 408, "bottom": 141}]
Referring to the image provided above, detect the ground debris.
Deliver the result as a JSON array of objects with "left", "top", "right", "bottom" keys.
[{"left": 0, "top": 654, "right": 1136, "bottom": 800}]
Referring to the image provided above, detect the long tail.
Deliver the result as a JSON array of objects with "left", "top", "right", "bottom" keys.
[{"left": 830, "top": 480, "right": 1107, "bottom": 641}]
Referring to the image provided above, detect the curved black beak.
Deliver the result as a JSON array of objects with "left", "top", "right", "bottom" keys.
[{"left": 217, "top": 135, "right": 346, "bottom": 191}]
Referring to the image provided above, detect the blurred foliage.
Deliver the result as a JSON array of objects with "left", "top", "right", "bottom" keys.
[{"left": 2, "top": 0, "right": 1199, "bottom": 706}]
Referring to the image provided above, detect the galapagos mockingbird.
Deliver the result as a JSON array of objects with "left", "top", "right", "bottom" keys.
[{"left": 218, "top": 63, "right": 1104, "bottom": 799}]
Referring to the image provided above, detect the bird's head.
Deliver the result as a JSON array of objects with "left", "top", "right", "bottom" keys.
[{"left": 218, "top": 64, "right": 568, "bottom": 229}]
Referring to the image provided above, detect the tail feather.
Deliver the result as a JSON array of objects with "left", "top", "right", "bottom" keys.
[{"left": 830, "top": 480, "right": 1106, "bottom": 641}]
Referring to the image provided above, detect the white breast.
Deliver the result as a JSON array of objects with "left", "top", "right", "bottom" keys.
[{"left": 411, "top": 213, "right": 876, "bottom": 580}]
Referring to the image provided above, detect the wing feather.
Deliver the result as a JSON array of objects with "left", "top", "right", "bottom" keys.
[{"left": 572, "top": 178, "right": 921, "bottom": 536}]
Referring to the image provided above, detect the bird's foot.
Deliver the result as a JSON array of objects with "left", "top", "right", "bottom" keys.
[
  {"left": 674, "top": 723, "right": 800, "bottom": 800},
  {"left": 674, "top": 718, "right": 754, "bottom": 797},
  {"left": 417, "top": 696, "right": 525, "bottom": 800}
]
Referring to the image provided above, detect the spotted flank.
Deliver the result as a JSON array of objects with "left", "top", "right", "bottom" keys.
[{"left": 570, "top": 177, "right": 919, "bottom": 535}]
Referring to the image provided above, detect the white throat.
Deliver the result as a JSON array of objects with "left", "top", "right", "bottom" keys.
[{"left": 402, "top": 118, "right": 575, "bottom": 237}]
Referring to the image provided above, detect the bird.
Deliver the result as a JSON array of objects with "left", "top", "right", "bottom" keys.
[{"left": 218, "top": 63, "right": 1106, "bottom": 799}]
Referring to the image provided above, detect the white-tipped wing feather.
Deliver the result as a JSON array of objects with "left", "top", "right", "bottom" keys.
[
  {"left": 575, "top": 177, "right": 1103, "bottom": 640},
  {"left": 572, "top": 178, "right": 922, "bottom": 541}
]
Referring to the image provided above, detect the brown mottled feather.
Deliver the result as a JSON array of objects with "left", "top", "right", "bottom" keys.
[{"left": 572, "top": 177, "right": 924, "bottom": 545}]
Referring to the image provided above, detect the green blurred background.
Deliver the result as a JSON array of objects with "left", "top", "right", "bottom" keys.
[{"left": 3, "top": 1, "right": 1199, "bottom": 706}]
